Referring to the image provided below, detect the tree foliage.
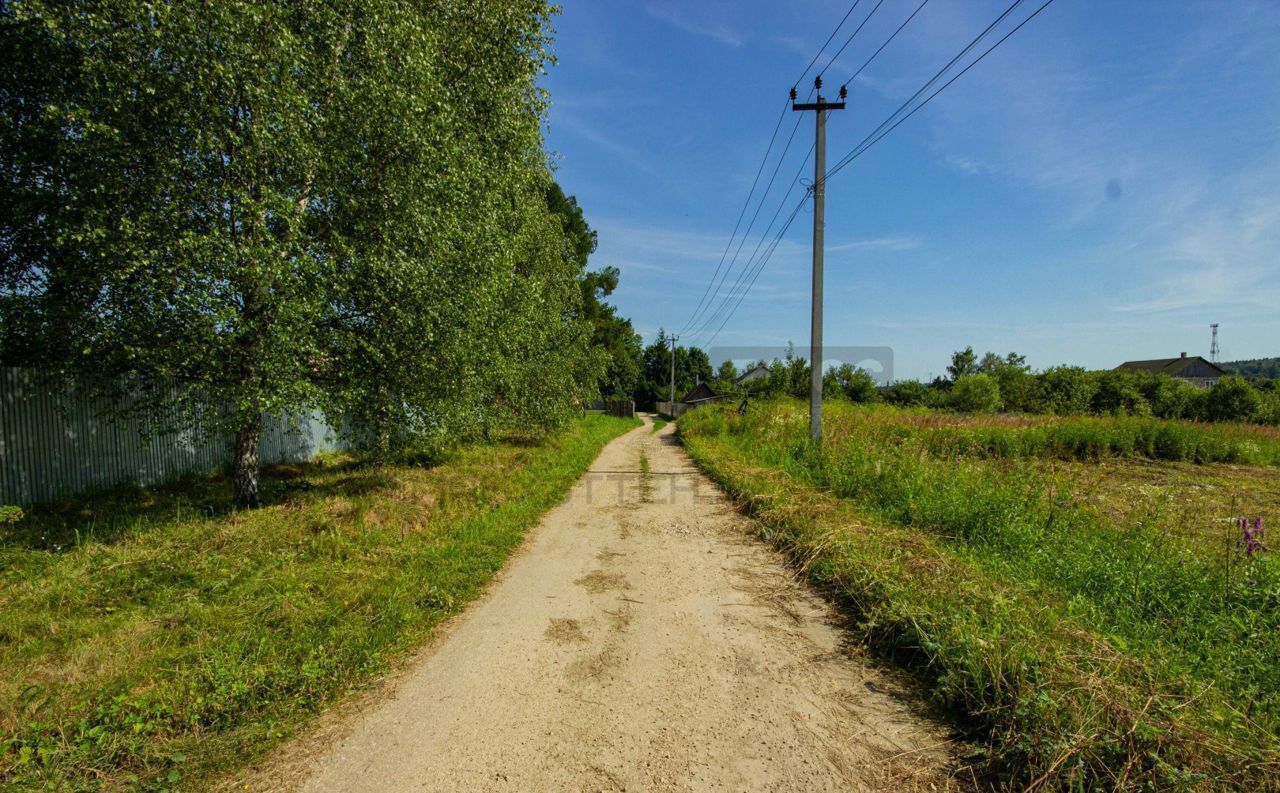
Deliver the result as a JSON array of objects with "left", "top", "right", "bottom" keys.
[
  {"left": 950, "top": 374, "right": 1002, "bottom": 413},
  {"left": 636, "top": 330, "right": 712, "bottom": 407},
  {"left": 0, "top": 1, "right": 605, "bottom": 505},
  {"left": 823, "top": 363, "right": 879, "bottom": 403},
  {"left": 544, "top": 184, "right": 641, "bottom": 400}
]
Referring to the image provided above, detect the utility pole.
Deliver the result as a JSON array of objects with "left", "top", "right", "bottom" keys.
[
  {"left": 669, "top": 334, "right": 680, "bottom": 417},
  {"left": 792, "top": 76, "right": 845, "bottom": 445}
]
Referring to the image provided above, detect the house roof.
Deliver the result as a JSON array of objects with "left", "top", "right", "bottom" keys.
[
  {"left": 1115, "top": 355, "right": 1226, "bottom": 378},
  {"left": 735, "top": 363, "right": 770, "bottom": 383},
  {"left": 681, "top": 382, "right": 719, "bottom": 403}
]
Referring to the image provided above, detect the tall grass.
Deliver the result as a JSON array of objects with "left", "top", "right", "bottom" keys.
[
  {"left": 681, "top": 401, "right": 1279, "bottom": 790},
  {"left": 863, "top": 407, "right": 1280, "bottom": 466},
  {"left": 0, "top": 415, "right": 638, "bottom": 791}
]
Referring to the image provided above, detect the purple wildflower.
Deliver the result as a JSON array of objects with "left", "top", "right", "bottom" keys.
[{"left": 1239, "top": 516, "right": 1267, "bottom": 557}]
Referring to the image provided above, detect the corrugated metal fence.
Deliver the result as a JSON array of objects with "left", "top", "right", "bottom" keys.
[{"left": 0, "top": 367, "right": 342, "bottom": 504}]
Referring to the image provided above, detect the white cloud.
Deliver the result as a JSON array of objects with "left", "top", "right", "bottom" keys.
[
  {"left": 828, "top": 235, "right": 922, "bottom": 252},
  {"left": 645, "top": 4, "right": 744, "bottom": 47}
]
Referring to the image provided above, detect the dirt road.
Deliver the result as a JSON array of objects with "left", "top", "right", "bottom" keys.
[{"left": 289, "top": 416, "right": 956, "bottom": 791}]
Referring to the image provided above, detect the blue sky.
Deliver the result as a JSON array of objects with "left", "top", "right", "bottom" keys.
[{"left": 541, "top": 1, "right": 1280, "bottom": 381}]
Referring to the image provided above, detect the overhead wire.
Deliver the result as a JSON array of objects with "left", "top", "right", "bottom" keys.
[
  {"left": 826, "top": 0, "right": 1057, "bottom": 181},
  {"left": 677, "top": 1, "right": 865, "bottom": 335},
  {"left": 700, "top": 0, "right": 1057, "bottom": 348}
]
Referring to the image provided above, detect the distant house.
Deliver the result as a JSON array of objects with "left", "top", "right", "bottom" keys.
[
  {"left": 1115, "top": 353, "right": 1225, "bottom": 388},
  {"left": 681, "top": 382, "right": 721, "bottom": 406},
  {"left": 736, "top": 363, "right": 770, "bottom": 386},
  {"left": 656, "top": 382, "right": 721, "bottom": 419}
]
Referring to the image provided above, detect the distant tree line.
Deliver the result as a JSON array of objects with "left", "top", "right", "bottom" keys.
[
  {"left": 616, "top": 332, "right": 1280, "bottom": 426},
  {"left": 680, "top": 343, "right": 1280, "bottom": 426},
  {"left": 0, "top": 1, "right": 640, "bottom": 506},
  {"left": 1222, "top": 357, "right": 1280, "bottom": 381}
]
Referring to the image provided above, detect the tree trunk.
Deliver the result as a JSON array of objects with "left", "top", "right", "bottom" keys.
[{"left": 233, "top": 414, "right": 261, "bottom": 509}]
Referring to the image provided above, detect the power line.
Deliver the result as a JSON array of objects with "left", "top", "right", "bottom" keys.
[
  {"left": 686, "top": 150, "right": 811, "bottom": 342},
  {"left": 695, "top": 0, "right": 1056, "bottom": 351},
  {"left": 827, "top": 0, "right": 1057, "bottom": 181},
  {"left": 678, "top": 98, "right": 790, "bottom": 335},
  {"left": 689, "top": 145, "right": 814, "bottom": 344},
  {"left": 688, "top": 1, "right": 896, "bottom": 341},
  {"left": 677, "top": 2, "right": 864, "bottom": 335},
  {"left": 692, "top": 0, "right": 925, "bottom": 347},
  {"left": 819, "top": 0, "right": 888, "bottom": 77},
  {"left": 841, "top": 0, "right": 933, "bottom": 90},
  {"left": 700, "top": 193, "right": 812, "bottom": 350},
  {"left": 683, "top": 108, "right": 809, "bottom": 335},
  {"left": 795, "top": 0, "right": 863, "bottom": 87}
]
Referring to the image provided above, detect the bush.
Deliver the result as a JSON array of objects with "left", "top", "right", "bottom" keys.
[
  {"left": 1140, "top": 374, "right": 1202, "bottom": 420},
  {"left": 823, "top": 364, "right": 878, "bottom": 403},
  {"left": 1203, "top": 375, "right": 1263, "bottom": 422},
  {"left": 1037, "top": 366, "right": 1095, "bottom": 414},
  {"left": 883, "top": 379, "right": 928, "bottom": 407},
  {"left": 1091, "top": 370, "right": 1151, "bottom": 416},
  {"left": 949, "top": 374, "right": 1001, "bottom": 413},
  {"left": 990, "top": 365, "right": 1038, "bottom": 412}
]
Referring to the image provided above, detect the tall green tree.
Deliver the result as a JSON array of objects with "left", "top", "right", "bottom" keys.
[
  {"left": 544, "top": 183, "right": 641, "bottom": 400},
  {"left": 0, "top": 1, "right": 590, "bottom": 505},
  {"left": 637, "top": 330, "right": 712, "bottom": 407},
  {"left": 947, "top": 346, "right": 979, "bottom": 381}
]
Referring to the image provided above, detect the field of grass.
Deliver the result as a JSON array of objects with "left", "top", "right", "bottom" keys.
[
  {"left": 864, "top": 408, "right": 1280, "bottom": 466},
  {"left": 680, "top": 400, "right": 1279, "bottom": 790},
  {"left": 0, "top": 414, "right": 638, "bottom": 791}
]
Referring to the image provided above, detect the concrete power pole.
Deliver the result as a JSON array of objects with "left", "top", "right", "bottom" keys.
[
  {"left": 669, "top": 334, "right": 680, "bottom": 417},
  {"left": 792, "top": 76, "right": 845, "bottom": 445}
]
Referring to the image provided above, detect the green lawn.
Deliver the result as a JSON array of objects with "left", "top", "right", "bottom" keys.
[
  {"left": 680, "top": 400, "right": 1279, "bottom": 791},
  {"left": 0, "top": 414, "right": 638, "bottom": 791}
]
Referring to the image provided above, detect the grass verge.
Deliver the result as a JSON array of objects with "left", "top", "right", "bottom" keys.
[
  {"left": 0, "top": 414, "right": 639, "bottom": 791},
  {"left": 875, "top": 407, "right": 1280, "bottom": 466},
  {"left": 680, "top": 401, "right": 1278, "bottom": 791}
]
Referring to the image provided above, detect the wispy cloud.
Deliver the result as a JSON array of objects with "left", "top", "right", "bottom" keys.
[
  {"left": 901, "top": 1, "right": 1280, "bottom": 318},
  {"left": 550, "top": 114, "right": 658, "bottom": 176},
  {"left": 1109, "top": 193, "right": 1280, "bottom": 313},
  {"left": 828, "top": 235, "right": 922, "bottom": 252},
  {"left": 645, "top": 4, "right": 744, "bottom": 47}
]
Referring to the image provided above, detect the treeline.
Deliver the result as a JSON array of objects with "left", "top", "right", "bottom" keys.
[
  {"left": 0, "top": 1, "right": 638, "bottom": 505},
  {"left": 856, "top": 347, "right": 1279, "bottom": 425},
  {"left": 1222, "top": 357, "right": 1280, "bottom": 380}
]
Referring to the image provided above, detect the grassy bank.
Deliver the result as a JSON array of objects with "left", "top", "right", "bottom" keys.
[
  {"left": 680, "top": 401, "right": 1278, "bottom": 790},
  {"left": 1, "top": 414, "right": 638, "bottom": 791},
  {"left": 865, "top": 408, "right": 1280, "bottom": 466}
]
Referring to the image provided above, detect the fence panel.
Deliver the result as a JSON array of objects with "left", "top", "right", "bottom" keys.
[{"left": 0, "top": 368, "right": 341, "bottom": 504}]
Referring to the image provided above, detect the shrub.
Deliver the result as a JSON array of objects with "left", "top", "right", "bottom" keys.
[
  {"left": 1140, "top": 373, "right": 1201, "bottom": 420},
  {"left": 1203, "top": 375, "right": 1263, "bottom": 422},
  {"left": 990, "top": 364, "right": 1038, "bottom": 412},
  {"left": 949, "top": 374, "right": 1001, "bottom": 413},
  {"left": 1037, "top": 365, "right": 1095, "bottom": 414},
  {"left": 1091, "top": 369, "right": 1151, "bottom": 416},
  {"left": 883, "top": 379, "right": 928, "bottom": 407},
  {"left": 823, "top": 364, "right": 879, "bottom": 403}
]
